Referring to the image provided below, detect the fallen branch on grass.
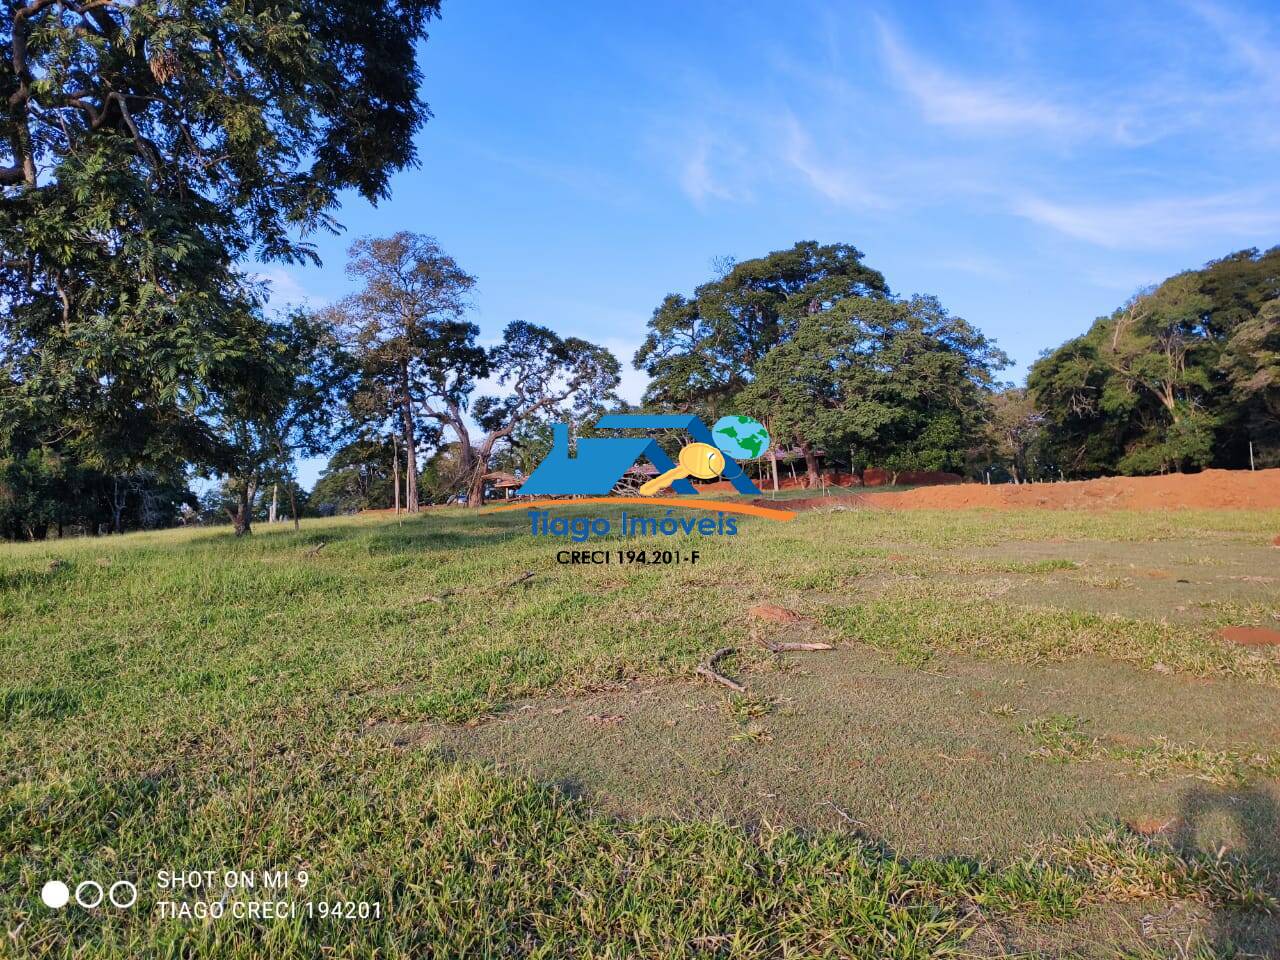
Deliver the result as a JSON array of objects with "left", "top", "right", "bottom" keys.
[
  {"left": 766, "top": 641, "right": 833, "bottom": 653},
  {"left": 415, "top": 571, "right": 533, "bottom": 605},
  {"left": 696, "top": 646, "right": 746, "bottom": 693},
  {"left": 821, "top": 800, "right": 869, "bottom": 829}
]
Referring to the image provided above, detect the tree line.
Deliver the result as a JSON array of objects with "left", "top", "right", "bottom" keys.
[{"left": 2, "top": 2, "right": 1276, "bottom": 540}]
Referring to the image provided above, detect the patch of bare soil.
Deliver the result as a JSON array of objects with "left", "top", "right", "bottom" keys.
[
  {"left": 370, "top": 647, "right": 1280, "bottom": 957},
  {"left": 1221, "top": 626, "right": 1280, "bottom": 647},
  {"left": 373, "top": 648, "right": 1280, "bottom": 865},
  {"left": 773, "top": 468, "right": 1280, "bottom": 511},
  {"left": 747, "top": 603, "right": 807, "bottom": 623}
]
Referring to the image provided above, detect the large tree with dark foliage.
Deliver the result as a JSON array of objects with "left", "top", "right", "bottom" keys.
[
  {"left": 739, "top": 295, "right": 1007, "bottom": 485},
  {"left": 1, "top": 0, "right": 442, "bottom": 479},
  {"left": 1029, "top": 248, "right": 1279, "bottom": 476},
  {"left": 635, "top": 241, "right": 889, "bottom": 417}
]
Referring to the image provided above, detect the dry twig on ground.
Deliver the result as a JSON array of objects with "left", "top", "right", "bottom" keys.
[{"left": 696, "top": 647, "right": 747, "bottom": 693}]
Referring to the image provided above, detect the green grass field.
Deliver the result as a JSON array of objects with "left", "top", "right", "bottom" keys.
[{"left": 2, "top": 505, "right": 1278, "bottom": 957}]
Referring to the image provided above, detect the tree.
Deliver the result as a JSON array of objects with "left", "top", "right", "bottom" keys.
[
  {"left": 2, "top": 0, "right": 442, "bottom": 480},
  {"left": 635, "top": 242, "right": 889, "bottom": 417},
  {"left": 205, "top": 311, "right": 350, "bottom": 536},
  {"left": 737, "top": 302, "right": 895, "bottom": 486},
  {"left": 1029, "top": 247, "right": 1279, "bottom": 476},
  {"left": 739, "top": 295, "right": 1007, "bottom": 486},
  {"left": 423, "top": 321, "right": 621, "bottom": 507},
  {"left": 311, "top": 437, "right": 398, "bottom": 514},
  {"left": 984, "top": 389, "right": 1046, "bottom": 483},
  {"left": 327, "top": 233, "right": 477, "bottom": 512},
  {"left": 1220, "top": 298, "right": 1280, "bottom": 467}
]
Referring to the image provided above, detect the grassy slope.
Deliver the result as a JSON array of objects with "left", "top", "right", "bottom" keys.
[{"left": 1, "top": 507, "right": 1277, "bottom": 957}]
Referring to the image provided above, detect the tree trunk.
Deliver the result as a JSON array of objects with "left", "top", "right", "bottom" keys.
[
  {"left": 269, "top": 483, "right": 278, "bottom": 524},
  {"left": 801, "top": 443, "right": 820, "bottom": 488},
  {"left": 392, "top": 435, "right": 401, "bottom": 514},
  {"left": 466, "top": 468, "right": 486, "bottom": 508},
  {"left": 399, "top": 362, "right": 419, "bottom": 513},
  {"left": 230, "top": 483, "right": 254, "bottom": 536},
  {"left": 289, "top": 483, "right": 299, "bottom": 532}
]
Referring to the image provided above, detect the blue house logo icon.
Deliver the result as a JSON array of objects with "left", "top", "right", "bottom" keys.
[{"left": 517, "top": 414, "right": 762, "bottom": 496}]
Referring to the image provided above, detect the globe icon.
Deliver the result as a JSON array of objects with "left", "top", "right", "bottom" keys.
[{"left": 711, "top": 415, "right": 770, "bottom": 460}]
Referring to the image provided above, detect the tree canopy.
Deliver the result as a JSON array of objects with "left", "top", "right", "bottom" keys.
[
  {"left": 739, "top": 295, "right": 1008, "bottom": 483},
  {"left": 1029, "top": 247, "right": 1279, "bottom": 475},
  {"left": 635, "top": 241, "right": 889, "bottom": 416},
  {"left": 326, "top": 232, "right": 477, "bottom": 512},
  {"left": 1, "top": 0, "right": 442, "bottom": 479}
]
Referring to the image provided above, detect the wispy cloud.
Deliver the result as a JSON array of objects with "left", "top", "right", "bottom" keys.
[
  {"left": 677, "top": 136, "right": 747, "bottom": 206},
  {"left": 651, "top": 4, "right": 1280, "bottom": 264},
  {"left": 778, "top": 113, "right": 889, "bottom": 208},
  {"left": 1185, "top": 0, "right": 1280, "bottom": 95},
  {"left": 663, "top": 100, "right": 890, "bottom": 211},
  {"left": 253, "top": 267, "right": 325, "bottom": 311},
  {"left": 875, "top": 19, "right": 1086, "bottom": 136},
  {"left": 1013, "top": 192, "right": 1280, "bottom": 249}
]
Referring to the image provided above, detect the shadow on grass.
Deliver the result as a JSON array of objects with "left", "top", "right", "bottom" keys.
[
  {"left": 1176, "top": 784, "right": 1280, "bottom": 955},
  {"left": 0, "top": 686, "right": 80, "bottom": 723}
]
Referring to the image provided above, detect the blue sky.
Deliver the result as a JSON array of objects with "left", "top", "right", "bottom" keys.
[{"left": 269, "top": 0, "right": 1280, "bottom": 487}]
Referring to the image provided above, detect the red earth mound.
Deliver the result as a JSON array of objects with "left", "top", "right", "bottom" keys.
[
  {"left": 861, "top": 468, "right": 963, "bottom": 487},
  {"left": 761, "top": 468, "right": 1280, "bottom": 512}
]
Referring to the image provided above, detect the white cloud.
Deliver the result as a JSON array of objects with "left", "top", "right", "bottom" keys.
[
  {"left": 778, "top": 113, "right": 889, "bottom": 209},
  {"left": 1013, "top": 192, "right": 1280, "bottom": 249},
  {"left": 1185, "top": 0, "right": 1280, "bottom": 95},
  {"left": 253, "top": 267, "right": 326, "bottom": 311},
  {"left": 664, "top": 104, "right": 890, "bottom": 211},
  {"left": 677, "top": 136, "right": 746, "bottom": 206},
  {"left": 876, "top": 19, "right": 1086, "bottom": 136}
]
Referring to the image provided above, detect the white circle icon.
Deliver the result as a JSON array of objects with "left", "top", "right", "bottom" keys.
[
  {"left": 75, "top": 881, "right": 104, "bottom": 909},
  {"left": 108, "top": 880, "right": 138, "bottom": 909},
  {"left": 40, "top": 880, "right": 70, "bottom": 909}
]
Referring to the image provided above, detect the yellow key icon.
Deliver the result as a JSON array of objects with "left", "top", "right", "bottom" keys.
[{"left": 639, "top": 442, "right": 726, "bottom": 496}]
